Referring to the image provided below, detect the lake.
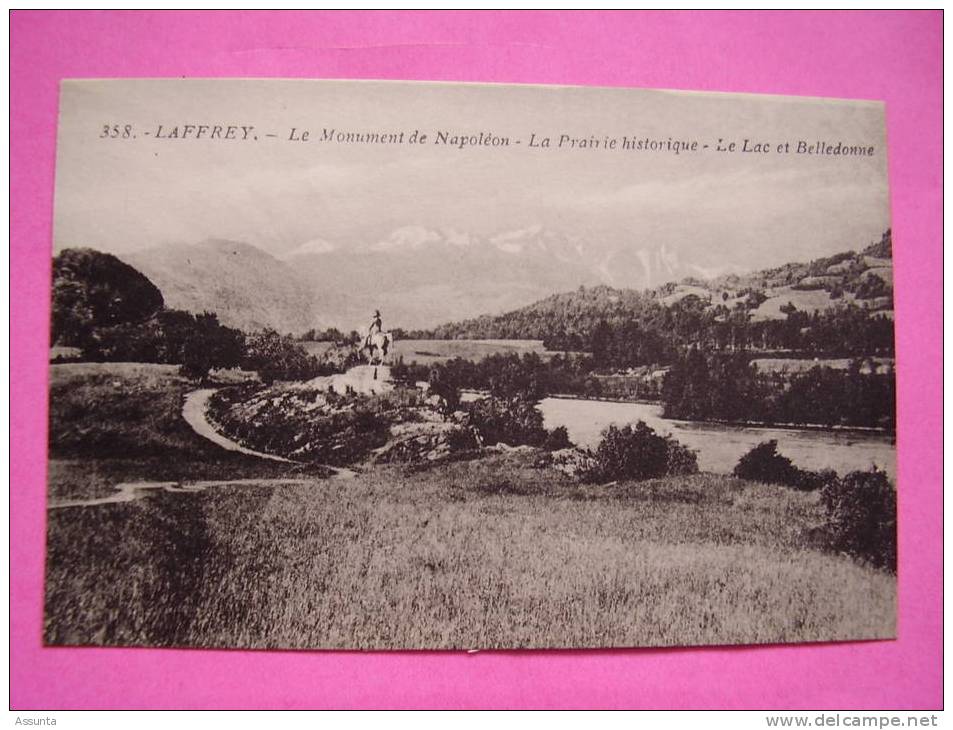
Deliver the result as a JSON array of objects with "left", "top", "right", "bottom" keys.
[
  {"left": 306, "top": 337, "right": 897, "bottom": 480},
  {"left": 465, "top": 394, "right": 896, "bottom": 481}
]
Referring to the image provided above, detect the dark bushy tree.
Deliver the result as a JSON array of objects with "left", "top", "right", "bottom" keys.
[
  {"left": 862, "top": 229, "right": 892, "bottom": 259},
  {"left": 733, "top": 440, "right": 800, "bottom": 486},
  {"left": 241, "top": 329, "right": 325, "bottom": 384},
  {"left": 51, "top": 248, "right": 164, "bottom": 347},
  {"left": 733, "top": 440, "right": 829, "bottom": 491},
  {"left": 591, "top": 421, "right": 698, "bottom": 482},
  {"left": 466, "top": 397, "right": 548, "bottom": 447},
  {"left": 427, "top": 365, "right": 461, "bottom": 412},
  {"left": 82, "top": 318, "right": 165, "bottom": 362},
  {"left": 662, "top": 347, "right": 712, "bottom": 420},
  {"left": 487, "top": 352, "right": 546, "bottom": 401},
  {"left": 543, "top": 425, "right": 571, "bottom": 451},
  {"left": 821, "top": 468, "right": 896, "bottom": 571},
  {"left": 78, "top": 307, "right": 245, "bottom": 379},
  {"left": 179, "top": 312, "right": 245, "bottom": 380}
]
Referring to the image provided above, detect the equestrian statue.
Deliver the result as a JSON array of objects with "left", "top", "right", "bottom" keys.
[{"left": 361, "top": 309, "right": 393, "bottom": 367}]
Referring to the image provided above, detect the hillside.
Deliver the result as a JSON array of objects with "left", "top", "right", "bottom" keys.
[
  {"left": 45, "top": 361, "right": 895, "bottom": 650},
  {"left": 122, "top": 239, "right": 319, "bottom": 335},
  {"left": 417, "top": 231, "right": 894, "bottom": 342}
]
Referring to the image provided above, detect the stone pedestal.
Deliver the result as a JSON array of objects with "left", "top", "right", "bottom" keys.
[{"left": 306, "top": 365, "right": 394, "bottom": 396}]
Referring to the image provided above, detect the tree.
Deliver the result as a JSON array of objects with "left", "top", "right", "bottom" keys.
[
  {"left": 242, "top": 329, "right": 324, "bottom": 384},
  {"left": 661, "top": 347, "right": 712, "bottom": 420},
  {"left": 589, "top": 320, "right": 613, "bottom": 367},
  {"left": 466, "top": 396, "right": 547, "bottom": 447},
  {"left": 733, "top": 440, "right": 800, "bottom": 487},
  {"left": 591, "top": 421, "right": 697, "bottom": 482},
  {"left": 179, "top": 312, "right": 245, "bottom": 380},
  {"left": 821, "top": 468, "right": 896, "bottom": 571},
  {"left": 427, "top": 364, "right": 461, "bottom": 412},
  {"left": 487, "top": 353, "right": 546, "bottom": 401},
  {"left": 51, "top": 248, "right": 164, "bottom": 346}
]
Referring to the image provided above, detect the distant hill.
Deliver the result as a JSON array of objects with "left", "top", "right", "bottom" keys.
[
  {"left": 416, "top": 230, "right": 894, "bottom": 341},
  {"left": 121, "top": 239, "right": 319, "bottom": 336}
]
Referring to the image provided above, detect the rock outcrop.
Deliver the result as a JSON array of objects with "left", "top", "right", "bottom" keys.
[
  {"left": 373, "top": 421, "right": 482, "bottom": 463},
  {"left": 547, "top": 448, "right": 598, "bottom": 478}
]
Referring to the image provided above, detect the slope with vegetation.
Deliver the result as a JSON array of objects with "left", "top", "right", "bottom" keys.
[
  {"left": 414, "top": 230, "right": 895, "bottom": 363},
  {"left": 122, "top": 238, "right": 319, "bottom": 335}
]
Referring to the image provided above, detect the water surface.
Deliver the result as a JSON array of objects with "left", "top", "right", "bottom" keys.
[{"left": 536, "top": 398, "right": 895, "bottom": 480}]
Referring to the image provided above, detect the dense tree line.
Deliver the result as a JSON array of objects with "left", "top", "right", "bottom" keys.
[
  {"left": 543, "top": 301, "right": 894, "bottom": 365},
  {"left": 662, "top": 349, "right": 896, "bottom": 430},
  {"left": 297, "top": 327, "right": 361, "bottom": 345},
  {"left": 392, "top": 352, "right": 602, "bottom": 402},
  {"left": 77, "top": 311, "right": 335, "bottom": 384},
  {"left": 411, "top": 286, "right": 893, "bottom": 367}
]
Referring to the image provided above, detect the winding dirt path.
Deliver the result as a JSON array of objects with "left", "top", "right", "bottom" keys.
[
  {"left": 183, "top": 388, "right": 357, "bottom": 479},
  {"left": 182, "top": 389, "right": 295, "bottom": 463},
  {"left": 48, "top": 478, "right": 315, "bottom": 510},
  {"left": 48, "top": 387, "right": 357, "bottom": 510}
]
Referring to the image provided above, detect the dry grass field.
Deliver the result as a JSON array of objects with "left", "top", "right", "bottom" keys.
[{"left": 44, "top": 363, "right": 895, "bottom": 649}]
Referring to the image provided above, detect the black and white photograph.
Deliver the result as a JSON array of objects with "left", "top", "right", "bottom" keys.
[{"left": 45, "top": 79, "right": 897, "bottom": 650}]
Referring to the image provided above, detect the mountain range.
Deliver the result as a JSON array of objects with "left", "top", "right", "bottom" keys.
[
  {"left": 113, "top": 227, "right": 890, "bottom": 336},
  {"left": 116, "top": 226, "right": 716, "bottom": 334}
]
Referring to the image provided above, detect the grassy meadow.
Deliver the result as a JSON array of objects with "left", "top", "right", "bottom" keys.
[
  {"left": 44, "top": 363, "right": 896, "bottom": 649},
  {"left": 47, "top": 363, "right": 320, "bottom": 502}
]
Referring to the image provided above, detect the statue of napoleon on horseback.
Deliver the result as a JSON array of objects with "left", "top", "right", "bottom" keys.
[{"left": 361, "top": 309, "right": 393, "bottom": 366}]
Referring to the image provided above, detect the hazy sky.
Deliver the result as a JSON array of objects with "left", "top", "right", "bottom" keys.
[{"left": 54, "top": 79, "right": 890, "bottom": 275}]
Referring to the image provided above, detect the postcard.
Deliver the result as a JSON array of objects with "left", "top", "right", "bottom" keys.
[{"left": 45, "top": 79, "right": 896, "bottom": 649}]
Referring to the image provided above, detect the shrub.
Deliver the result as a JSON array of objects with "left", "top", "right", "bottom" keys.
[
  {"left": 81, "top": 319, "right": 165, "bottom": 363},
  {"left": 241, "top": 329, "right": 326, "bottom": 384},
  {"left": 466, "top": 397, "right": 547, "bottom": 447},
  {"left": 794, "top": 467, "right": 838, "bottom": 493},
  {"left": 821, "top": 468, "right": 896, "bottom": 571},
  {"left": 314, "top": 342, "right": 362, "bottom": 374},
  {"left": 427, "top": 366, "right": 461, "bottom": 413},
  {"left": 665, "top": 438, "right": 700, "bottom": 476},
  {"left": 733, "top": 441, "right": 832, "bottom": 491},
  {"left": 734, "top": 441, "right": 799, "bottom": 486},
  {"left": 591, "top": 421, "right": 698, "bottom": 482},
  {"left": 542, "top": 425, "right": 572, "bottom": 451},
  {"left": 75, "top": 307, "right": 246, "bottom": 376}
]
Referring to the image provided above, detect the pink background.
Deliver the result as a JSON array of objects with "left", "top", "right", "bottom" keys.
[{"left": 11, "top": 11, "right": 942, "bottom": 709}]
